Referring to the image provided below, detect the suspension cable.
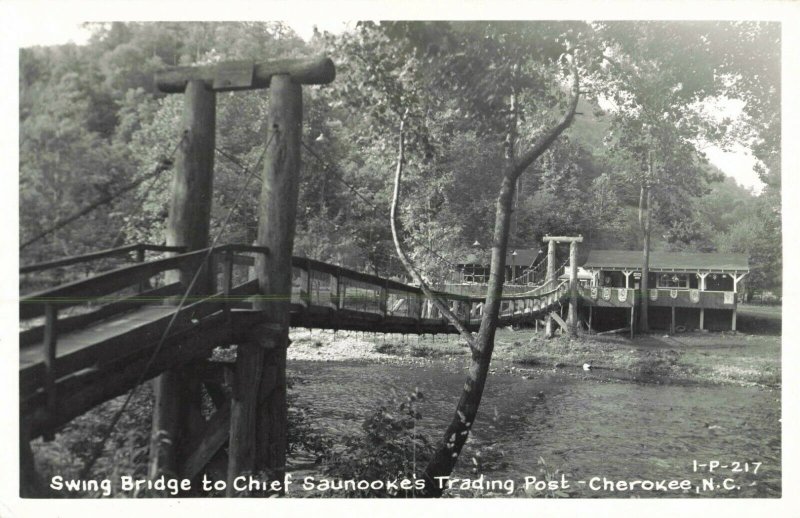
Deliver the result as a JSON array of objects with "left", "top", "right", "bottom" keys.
[{"left": 20, "top": 133, "right": 187, "bottom": 251}]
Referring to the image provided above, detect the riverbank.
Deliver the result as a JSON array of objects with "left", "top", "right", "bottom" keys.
[{"left": 289, "top": 304, "right": 781, "bottom": 389}]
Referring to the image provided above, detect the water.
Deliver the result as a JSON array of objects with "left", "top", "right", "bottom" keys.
[{"left": 288, "top": 360, "right": 781, "bottom": 497}]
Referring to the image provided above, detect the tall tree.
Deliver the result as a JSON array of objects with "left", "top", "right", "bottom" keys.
[{"left": 379, "top": 21, "right": 586, "bottom": 495}]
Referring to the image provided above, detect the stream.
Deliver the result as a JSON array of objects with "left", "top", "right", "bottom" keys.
[{"left": 287, "top": 360, "right": 781, "bottom": 498}]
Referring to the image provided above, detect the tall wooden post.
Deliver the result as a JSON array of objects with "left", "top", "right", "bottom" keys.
[
  {"left": 568, "top": 240, "right": 579, "bottom": 336},
  {"left": 253, "top": 74, "right": 302, "bottom": 480},
  {"left": 150, "top": 79, "right": 215, "bottom": 478},
  {"left": 544, "top": 239, "right": 556, "bottom": 338}
]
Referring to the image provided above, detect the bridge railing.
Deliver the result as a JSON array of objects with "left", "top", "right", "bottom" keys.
[
  {"left": 19, "top": 243, "right": 188, "bottom": 293},
  {"left": 20, "top": 243, "right": 188, "bottom": 275},
  {"left": 19, "top": 245, "right": 271, "bottom": 418}
]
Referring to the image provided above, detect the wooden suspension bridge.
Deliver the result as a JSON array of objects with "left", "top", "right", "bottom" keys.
[{"left": 18, "top": 55, "right": 580, "bottom": 496}]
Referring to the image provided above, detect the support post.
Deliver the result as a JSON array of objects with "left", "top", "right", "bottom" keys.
[
  {"left": 588, "top": 305, "right": 593, "bottom": 332},
  {"left": 136, "top": 246, "right": 148, "bottom": 293},
  {"left": 544, "top": 239, "right": 556, "bottom": 338},
  {"left": 568, "top": 240, "right": 579, "bottom": 336},
  {"left": 220, "top": 250, "right": 234, "bottom": 316},
  {"left": 670, "top": 306, "right": 676, "bottom": 335},
  {"left": 732, "top": 308, "right": 737, "bottom": 332},
  {"left": 43, "top": 304, "right": 58, "bottom": 440},
  {"left": 331, "top": 267, "right": 341, "bottom": 310},
  {"left": 150, "top": 78, "right": 216, "bottom": 479},
  {"left": 699, "top": 307, "right": 705, "bottom": 331},
  {"left": 630, "top": 305, "right": 635, "bottom": 340},
  {"left": 305, "top": 258, "right": 313, "bottom": 307},
  {"left": 251, "top": 74, "right": 302, "bottom": 483}
]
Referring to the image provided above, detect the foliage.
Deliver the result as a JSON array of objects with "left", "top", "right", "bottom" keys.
[
  {"left": 320, "top": 388, "right": 433, "bottom": 497},
  {"left": 19, "top": 21, "right": 780, "bottom": 286}
]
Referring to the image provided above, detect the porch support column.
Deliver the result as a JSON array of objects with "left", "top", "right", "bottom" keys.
[
  {"left": 699, "top": 308, "right": 705, "bottom": 331},
  {"left": 622, "top": 270, "right": 631, "bottom": 289},
  {"left": 697, "top": 272, "right": 708, "bottom": 291},
  {"left": 732, "top": 272, "right": 747, "bottom": 294}
]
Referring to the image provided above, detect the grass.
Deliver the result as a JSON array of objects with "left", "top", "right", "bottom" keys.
[{"left": 373, "top": 338, "right": 468, "bottom": 358}]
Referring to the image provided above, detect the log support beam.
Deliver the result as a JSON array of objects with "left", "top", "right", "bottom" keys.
[
  {"left": 544, "top": 240, "right": 556, "bottom": 338},
  {"left": 150, "top": 78, "right": 216, "bottom": 479}
]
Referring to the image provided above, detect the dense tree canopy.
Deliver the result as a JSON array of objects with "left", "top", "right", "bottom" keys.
[{"left": 19, "top": 21, "right": 781, "bottom": 291}]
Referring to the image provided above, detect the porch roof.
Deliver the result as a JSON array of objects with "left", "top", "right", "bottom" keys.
[{"left": 583, "top": 250, "right": 749, "bottom": 272}]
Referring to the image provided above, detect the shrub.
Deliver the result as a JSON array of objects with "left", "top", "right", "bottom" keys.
[{"left": 320, "top": 389, "right": 434, "bottom": 497}]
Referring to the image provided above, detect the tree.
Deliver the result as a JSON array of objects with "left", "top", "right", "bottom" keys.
[
  {"left": 383, "top": 22, "right": 583, "bottom": 494},
  {"left": 591, "top": 22, "right": 759, "bottom": 331}
]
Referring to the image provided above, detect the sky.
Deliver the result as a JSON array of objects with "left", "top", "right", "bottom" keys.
[{"left": 13, "top": 20, "right": 765, "bottom": 194}]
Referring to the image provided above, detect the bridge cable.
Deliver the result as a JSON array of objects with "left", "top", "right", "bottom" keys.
[
  {"left": 78, "top": 132, "right": 273, "bottom": 479},
  {"left": 20, "top": 133, "right": 187, "bottom": 251}
]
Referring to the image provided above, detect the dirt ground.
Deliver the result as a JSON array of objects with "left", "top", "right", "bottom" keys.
[{"left": 288, "top": 303, "right": 782, "bottom": 389}]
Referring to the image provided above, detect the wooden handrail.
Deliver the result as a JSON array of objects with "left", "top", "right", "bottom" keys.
[
  {"left": 19, "top": 244, "right": 269, "bottom": 319},
  {"left": 20, "top": 242, "right": 563, "bottom": 321},
  {"left": 20, "top": 244, "right": 187, "bottom": 274}
]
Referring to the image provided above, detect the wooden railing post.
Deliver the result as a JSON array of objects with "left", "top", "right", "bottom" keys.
[
  {"left": 381, "top": 279, "right": 389, "bottom": 318},
  {"left": 332, "top": 267, "right": 341, "bottom": 310},
  {"left": 135, "top": 245, "right": 147, "bottom": 294},
  {"left": 340, "top": 274, "right": 348, "bottom": 310},
  {"left": 305, "top": 258, "right": 313, "bottom": 307},
  {"left": 222, "top": 250, "right": 234, "bottom": 317},
  {"left": 43, "top": 303, "right": 58, "bottom": 440}
]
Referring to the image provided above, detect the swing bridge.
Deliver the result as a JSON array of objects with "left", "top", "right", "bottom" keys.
[
  {"left": 18, "top": 55, "right": 583, "bottom": 495},
  {"left": 19, "top": 242, "right": 571, "bottom": 439}
]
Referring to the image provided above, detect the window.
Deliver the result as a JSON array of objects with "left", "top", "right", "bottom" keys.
[{"left": 657, "top": 273, "right": 689, "bottom": 289}]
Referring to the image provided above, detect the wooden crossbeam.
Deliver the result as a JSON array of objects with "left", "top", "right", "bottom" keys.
[
  {"left": 156, "top": 56, "right": 336, "bottom": 93},
  {"left": 542, "top": 235, "right": 583, "bottom": 243}
]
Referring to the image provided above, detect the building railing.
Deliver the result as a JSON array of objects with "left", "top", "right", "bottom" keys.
[{"left": 579, "top": 286, "right": 739, "bottom": 309}]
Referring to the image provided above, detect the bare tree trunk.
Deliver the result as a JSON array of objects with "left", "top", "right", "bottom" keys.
[
  {"left": 419, "top": 173, "right": 516, "bottom": 495},
  {"left": 389, "top": 62, "right": 580, "bottom": 497}
]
